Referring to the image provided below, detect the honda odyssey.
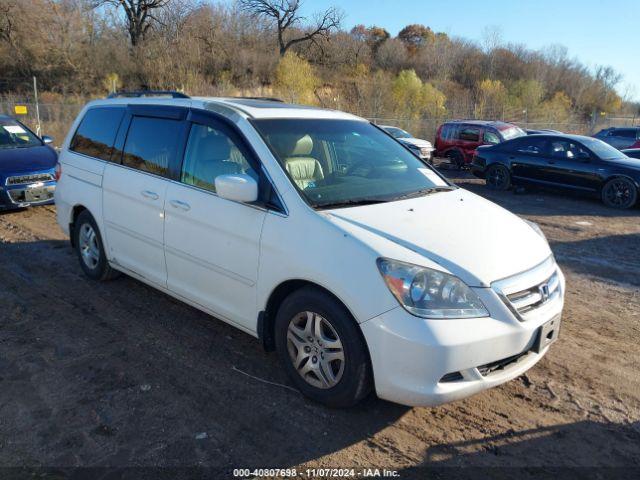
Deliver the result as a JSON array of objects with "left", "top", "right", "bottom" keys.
[{"left": 55, "top": 93, "right": 564, "bottom": 408}]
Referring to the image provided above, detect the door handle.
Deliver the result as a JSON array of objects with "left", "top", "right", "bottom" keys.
[
  {"left": 141, "top": 190, "right": 159, "bottom": 200},
  {"left": 169, "top": 199, "right": 191, "bottom": 211}
]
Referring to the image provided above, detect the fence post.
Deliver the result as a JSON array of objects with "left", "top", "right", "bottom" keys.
[{"left": 33, "top": 76, "right": 41, "bottom": 136}]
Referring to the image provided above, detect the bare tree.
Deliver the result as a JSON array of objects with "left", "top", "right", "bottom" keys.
[
  {"left": 93, "top": 0, "right": 170, "bottom": 47},
  {"left": 238, "top": 0, "right": 342, "bottom": 56}
]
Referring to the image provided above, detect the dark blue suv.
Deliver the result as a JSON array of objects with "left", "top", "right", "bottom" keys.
[{"left": 0, "top": 115, "right": 57, "bottom": 210}]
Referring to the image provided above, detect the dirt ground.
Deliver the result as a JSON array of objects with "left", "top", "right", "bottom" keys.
[{"left": 0, "top": 167, "right": 639, "bottom": 478}]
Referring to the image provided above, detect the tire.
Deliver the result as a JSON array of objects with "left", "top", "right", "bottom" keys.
[
  {"left": 485, "top": 164, "right": 512, "bottom": 191},
  {"left": 274, "top": 286, "right": 372, "bottom": 408},
  {"left": 446, "top": 150, "right": 465, "bottom": 169},
  {"left": 74, "top": 210, "right": 119, "bottom": 281},
  {"left": 601, "top": 177, "right": 638, "bottom": 209}
]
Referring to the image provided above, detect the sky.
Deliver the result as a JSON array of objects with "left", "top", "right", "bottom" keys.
[{"left": 296, "top": 0, "right": 639, "bottom": 101}]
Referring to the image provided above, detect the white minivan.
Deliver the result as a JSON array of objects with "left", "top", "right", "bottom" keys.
[{"left": 55, "top": 93, "right": 564, "bottom": 408}]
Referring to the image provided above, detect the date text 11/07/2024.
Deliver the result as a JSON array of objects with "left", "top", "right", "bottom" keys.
[{"left": 232, "top": 468, "right": 400, "bottom": 477}]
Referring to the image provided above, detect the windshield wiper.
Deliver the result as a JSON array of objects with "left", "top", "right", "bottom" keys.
[
  {"left": 390, "top": 186, "right": 456, "bottom": 201},
  {"left": 315, "top": 197, "right": 390, "bottom": 209}
]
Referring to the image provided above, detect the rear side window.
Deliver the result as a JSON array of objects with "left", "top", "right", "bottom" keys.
[
  {"left": 513, "top": 137, "right": 547, "bottom": 155},
  {"left": 121, "top": 116, "right": 182, "bottom": 177},
  {"left": 458, "top": 127, "right": 480, "bottom": 142},
  {"left": 70, "top": 107, "right": 125, "bottom": 161},
  {"left": 440, "top": 124, "right": 458, "bottom": 141}
]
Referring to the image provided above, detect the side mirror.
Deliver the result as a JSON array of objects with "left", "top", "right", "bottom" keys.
[
  {"left": 41, "top": 135, "right": 54, "bottom": 145},
  {"left": 215, "top": 174, "right": 258, "bottom": 203}
]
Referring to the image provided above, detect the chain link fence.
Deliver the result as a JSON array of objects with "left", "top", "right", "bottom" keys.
[
  {"left": 2, "top": 100, "right": 638, "bottom": 147},
  {"left": 0, "top": 101, "right": 83, "bottom": 145}
]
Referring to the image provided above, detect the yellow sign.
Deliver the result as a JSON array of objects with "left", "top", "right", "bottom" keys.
[{"left": 14, "top": 105, "right": 28, "bottom": 115}]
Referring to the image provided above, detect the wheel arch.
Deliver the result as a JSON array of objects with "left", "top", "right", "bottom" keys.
[
  {"left": 601, "top": 174, "right": 640, "bottom": 191},
  {"left": 259, "top": 279, "right": 363, "bottom": 353},
  {"left": 69, "top": 204, "right": 89, "bottom": 247}
]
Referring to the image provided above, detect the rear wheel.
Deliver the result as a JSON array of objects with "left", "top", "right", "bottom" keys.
[
  {"left": 485, "top": 164, "right": 511, "bottom": 191},
  {"left": 601, "top": 177, "right": 637, "bottom": 209},
  {"left": 274, "top": 287, "right": 372, "bottom": 408},
  {"left": 446, "top": 150, "right": 465, "bottom": 169},
  {"left": 74, "top": 210, "right": 119, "bottom": 281}
]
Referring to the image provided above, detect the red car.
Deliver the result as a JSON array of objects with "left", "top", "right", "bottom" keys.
[{"left": 434, "top": 120, "right": 526, "bottom": 167}]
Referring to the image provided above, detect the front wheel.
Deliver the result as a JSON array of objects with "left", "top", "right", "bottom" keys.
[
  {"left": 601, "top": 177, "right": 637, "bottom": 209},
  {"left": 485, "top": 164, "right": 512, "bottom": 191},
  {"left": 274, "top": 287, "right": 372, "bottom": 408}
]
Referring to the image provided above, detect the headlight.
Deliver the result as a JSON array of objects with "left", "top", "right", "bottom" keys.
[
  {"left": 377, "top": 258, "right": 489, "bottom": 319},
  {"left": 523, "top": 219, "right": 546, "bottom": 241}
]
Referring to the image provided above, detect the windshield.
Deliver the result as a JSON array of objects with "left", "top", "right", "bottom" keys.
[
  {"left": 581, "top": 137, "right": 627, "bottom": 160},
  {"left": 253, "top": 119, "right": 452, "bottom": 208},
  {"left": 0, "top": 119, "right": 42, "bottom": 149},
  {"left": 500, "top": 126, "right": 526, "bottom": 141},
  {"left": 384, "top": 126, "right": 413, "bottom": 139}
]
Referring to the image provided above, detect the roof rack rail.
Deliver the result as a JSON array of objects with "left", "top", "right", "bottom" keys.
[
  {"left": 231, "top": 96, "right": 284, "bottom": 102},
  {"left": 106, "top": 90, "right": 190, "bottom": 99}
]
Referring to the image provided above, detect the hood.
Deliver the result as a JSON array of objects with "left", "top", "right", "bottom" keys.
[
  {"left": 399, "top": 138, "right": 433, "bottom": 149},
  {"left": 605, "top": 157, "right": 640, "bottom": 172},
  {"left": 0, "top": 145, "right": 57, "bottom": 175},
  {"left": 326, "top": 189, "right": 551, "bottom": 287}
]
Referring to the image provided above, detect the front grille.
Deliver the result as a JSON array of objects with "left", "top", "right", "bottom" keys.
[
  {"left": 506, "top": 270, "right": 561, "bottom": 316},
  {"left": 492, "top": 256, "right": 562, "bottom": 322},
  {"left": 6, "top": 173, "right": 55, "bottom": 185}
]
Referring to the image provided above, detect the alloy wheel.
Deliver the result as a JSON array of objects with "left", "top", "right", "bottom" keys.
[
  {"left": 286, "top": 311, "right": 345, "bottom": 389},
  {"left": 604, "top": 179, "right": 635, "bottom": 208},
  {"left": 79, "top": 223, "right": 100, "bottom": 269},
  {"left": 487, "top": 165, "right": 509, "bottom": 190}
]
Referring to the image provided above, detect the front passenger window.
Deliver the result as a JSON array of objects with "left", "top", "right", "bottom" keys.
[
  {"left": 181, "top": 123, "right": 257, "bottom": 193},
  {"left": 483, "top": 131, "right": 500, "bottom": 145}
]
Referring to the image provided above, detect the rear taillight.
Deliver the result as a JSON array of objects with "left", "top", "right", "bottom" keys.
[{"left": 54, "top": 162, "right": 62, "bottom": 181}]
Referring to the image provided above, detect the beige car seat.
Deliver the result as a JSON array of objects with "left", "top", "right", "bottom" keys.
[{"left": 275, "top": 134, "right": 324, "bottom": 189}]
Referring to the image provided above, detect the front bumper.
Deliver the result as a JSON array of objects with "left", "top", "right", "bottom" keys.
[
  {"left": 0, "top": 180, "right": 56, "bottom": 210},
  {"left": 361, "top": 265, "right": 565, "bottom": 407},
  {"left": 418, "top": 148, "right": 435, "bottom": 161},
  {"left": 470, "top": 157, "right": 486, "bottom": 178}
]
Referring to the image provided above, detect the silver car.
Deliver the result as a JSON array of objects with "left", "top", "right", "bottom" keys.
[
  {"left": 381, "top": 125, "right": 435, "bottom": 162},
  {"left": 593, "top": 127, "right": 640, "bottom": 150}
]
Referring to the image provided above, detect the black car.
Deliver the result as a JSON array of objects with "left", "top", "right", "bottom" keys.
[
  {"left": 525, "top": 128, "right": 562, "bottom": 135},
  {"left": 471, "top": 134, "right": 640, "bottom": 209},
  {"left": 622, "top": 148, "right": 640, "bottom": 160}
]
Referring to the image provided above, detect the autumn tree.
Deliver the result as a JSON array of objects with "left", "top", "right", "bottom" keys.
[
  {"left": 392, "top": 69, "right": 446, "bottom": 119},
  {"left": 475, "top": 79, "right": 508, "bottom": 118},
  {"left": 92, "top": 0, "right": 171, "bottom": 47},
  {"left": 398, "top": 24, "right": 434, "bottom": 52},
  {"left": 541, "top": 91, "right": 572, "bottom": 123},
  {"left": 509, "top": 79, "right": 545, "bottom": 113},
  {"left": 239, "top": 0, "right": 342, "bottom": 56},
  {"left": 274, "top": 51, "right": 319, "bottom": 104},
  {"left": 350, "top": 24, "right": 390, "bottom": 52}
]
